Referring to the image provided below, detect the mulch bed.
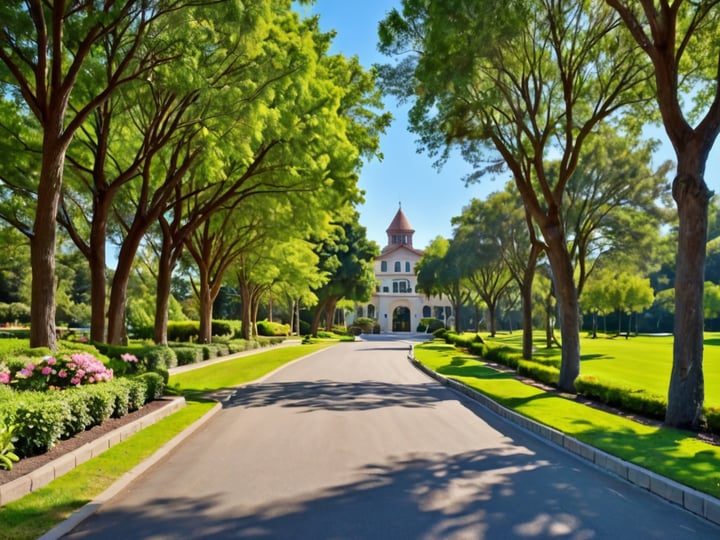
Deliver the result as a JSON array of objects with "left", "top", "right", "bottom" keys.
[{"left": 0, "top": 398, "right": 171, "bottom": 486}]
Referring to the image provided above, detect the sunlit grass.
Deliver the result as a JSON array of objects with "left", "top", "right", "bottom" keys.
[
  {"left": 478, "top": 331, "right": 720, "bottom": 406},
  {"left": 0, "top": 342, "right": 333, "bottom": 540},
  {"left": 415, "top": 341, "right": 720, "bottom": 499}
]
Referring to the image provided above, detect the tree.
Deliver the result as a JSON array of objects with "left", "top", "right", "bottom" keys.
[
  {"left": 0, "top": 0, "right": 195, "bottom": 349},
  {"left": 452, "top": 186, "right": 543, "bottom": 356},
  {"left": 310, "top": 216, "right": 379, "bottom": 336},
  {"left": 606, "top": 1, "right": 720, "bottom": 428},
  {"left": 415, "top": 237, "right": 470, "bottom": 333},
  {"left": 452, "top": 210, "right": 513, "bottom": 337},
  {"left": 378, "top": 0, "right": 651, "bottom": 391}
]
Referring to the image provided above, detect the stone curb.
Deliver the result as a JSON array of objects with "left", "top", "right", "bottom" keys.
[
  {"left": 408, "top": 351, "right": 720, "bottom": 528},
  {"left": 0, "top": 396, "right": 187, "bottom": 508}
]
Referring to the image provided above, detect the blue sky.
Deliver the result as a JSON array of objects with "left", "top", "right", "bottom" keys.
[{"left": 301, "top": 1, "right": 719, "bottom": 251}]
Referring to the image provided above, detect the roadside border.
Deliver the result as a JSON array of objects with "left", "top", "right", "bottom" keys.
[{"left": 407, "top": 345, "right": 720, "bottom": 528}]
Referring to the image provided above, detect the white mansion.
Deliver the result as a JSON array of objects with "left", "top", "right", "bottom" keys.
[{"left": 349, "top": 206, "right": 453, "bottom": 333}]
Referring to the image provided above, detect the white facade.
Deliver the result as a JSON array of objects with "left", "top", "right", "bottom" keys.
[{"left": 350, "top": 207, "right": 452, "bottom": 333}]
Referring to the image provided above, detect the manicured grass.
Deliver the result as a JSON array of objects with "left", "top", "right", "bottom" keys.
[
  {"left": 481, "top": 332, "right": 720, "bottom": 406},
  {"left": 0, "top": 342, "right": 332, "bottom": 540},
  {"left": 167, "top": 343, "right": 330, "bottom": 396},
  {"left": 415, "top": 341, "right": 720, "bottom": 499}
]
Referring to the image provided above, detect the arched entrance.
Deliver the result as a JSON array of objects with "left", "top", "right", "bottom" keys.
[{"left": 392, "top": 306, "right": 411, "bottom": 332}]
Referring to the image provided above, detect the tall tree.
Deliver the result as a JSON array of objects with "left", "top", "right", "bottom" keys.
[
  {"left": 0, "top": 0, "right": 194, "bottom": 349},
  {"left": 415, "top": 236, "right": 470, "bottom": 333},
  {"left": 378, "top": 0, "right": 651, "bottom": 392},
  {"left": 310, "top": 215, "right": 379, "bottom": 336},
  {"left": 606, "top": 0, "right": 720, "bottom": 429},
  {"left": 452, "top": 186, "right": 543, "bottom": 356}
]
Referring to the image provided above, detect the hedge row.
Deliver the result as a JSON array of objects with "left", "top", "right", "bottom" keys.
[
  {"left": 131, "top": 320, "right": 243, "bottom": 342},
  {"left": 435, "top": 334, "right": 720, "bottom": 436},
  {"left": 0, "top": 373, "right": 164, "bottom": 459}
]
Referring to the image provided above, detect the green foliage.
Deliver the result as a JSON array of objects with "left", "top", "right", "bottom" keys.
[
  {"left": 60, "top": 388, "right": 94, "bottom": 437},
  {"left": 8, "top": 352, "right": 113, "bottom": 391},
  {"left": 136, "top": 372, "right": 165, "bottom": 401},
  {"left": 348, "top": 316, "right": 378, "bottom": 335},
  {"left": 256, "top": 320, "right": 290, "bottom": 337},
  {"left": 417, "top": 317, "right": 445, "bottom": 333},
  {"left": 0, "top": 417, "right": 20, "bottom": 470},
  {"left": 81, "top": 384, "right": 116, "bottom": 428},
  {"left": 173, "top": 346, "right": 203, "bottom": 366},
  {"left": 575, "top": 375, "right": 667, "bottom": 421},
  {"left": 517, "top": 360, "right": 559, "bottom": 387},
  {"left": 13, "top": 392, "right": 70, "bottom": 457}
]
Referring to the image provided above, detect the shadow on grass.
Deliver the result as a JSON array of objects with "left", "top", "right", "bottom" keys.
[{"left": 580, "top": 353, "right": 610, "bottom": 361}]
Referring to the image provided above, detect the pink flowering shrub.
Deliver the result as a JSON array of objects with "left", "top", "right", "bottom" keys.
[
  {"left": 0, "top": 364, "right": 10, "bottom": 385},
  {"left": 11, "top": 353, "right": 113, "bottom": 391}
]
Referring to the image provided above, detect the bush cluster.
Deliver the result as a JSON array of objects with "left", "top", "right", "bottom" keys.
[
  {"left": 133, "top": 320, "right": 241, "bottom": 342},
  {"left": 256, "top": 320, "right": 290, "bottom": 337},
  {"left": 2, "top": 352, "right": 114, "bottom": 391},
  {"left": 348, "top": 317, "right": 380, "bottom": 335},
  {"left": 574, "top": 375, "right": 667, "bottom": 420},
  {"left": 0, "top": 375, "right": 162, "bottom": 460},
  {"left": 417, "top": 318, "right": 445, "bottom": 333}
]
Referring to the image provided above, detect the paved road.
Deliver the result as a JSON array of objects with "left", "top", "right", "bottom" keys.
[{"left": 62, "top": 336, "right": 720, "bottom": 539}]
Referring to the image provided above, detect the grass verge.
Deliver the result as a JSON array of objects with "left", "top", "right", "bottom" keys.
[
  {"left": 0, "top": 342, "right": 332, "bottom": 540},
  {"left": 414, "top": 340, "right": 720, "bottom": 499}
]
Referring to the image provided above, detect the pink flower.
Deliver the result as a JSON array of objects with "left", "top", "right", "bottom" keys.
[
  {"left": 46, "top": 356, "right": 57, "bottom": 365},
  {"left": 76, "top": 369, "right": 86, "bottom": 378},
  {"left": 58, "top": 370, "right": 67, "bottom": 378},
  {"left": 27, "top": 363, "right": 35, "bottom": 371},
  {"left": 70, "top": 377, "right": 81, "bottom": 385},
  {"left": 41, "top": 366, "right": 52, "bottom": 375},
  {"left": 0, "top": 372, "right": 9, "bottom": 384},
  {"left": 19, "top": 368, "right": 32, "bottom": 378},
  {"left": 120, "top": 353, "right": 138, "bottom": 363}
]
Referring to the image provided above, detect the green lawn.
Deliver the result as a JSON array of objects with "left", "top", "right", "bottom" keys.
[
  {"left": 0, "top": 342, "right": 332, "bottom": 540},
  {"left": 481, "top": 332, "right": 720, "bottom": 406},
  {"left": 414, "top": 340, "right": 720, "bottom": 499}
]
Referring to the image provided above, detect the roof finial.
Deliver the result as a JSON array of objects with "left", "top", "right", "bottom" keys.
[{"left": 399, "top": 201, "right": 402, "bottom": 208}]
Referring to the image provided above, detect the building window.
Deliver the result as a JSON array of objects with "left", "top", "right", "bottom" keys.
[
  {"left": 368, "top": 304, "right": 376, "bottom": 318},
  {"left": 392, "top": 279, "right": 410, "bottom": 293},
  {"left": 357, "top": 306, "right": 364, "bottom": 318},
  {"left": 394, "top": 261, "right": 401, "bottom": 272},
  {"left": 383, "top": 286, "right": 389, "bottom": 293},
  {"left": 423, "top": 306, "right": 431, "bottom": 318},
  {"left": 405, "top": 261, "right": 411, "bottom": 272},
  {"left": 381, "top": 261, "right": 387, "bottom": 272}
]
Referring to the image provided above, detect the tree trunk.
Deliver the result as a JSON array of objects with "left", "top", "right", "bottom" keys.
[
  {"left": 197, "top": 278, "right": 213, "bottom": 344},
  {"left": 666, "top": 168, "right": 709, "bottom": 429},
  {"left": 487, "top": 301, "right": 497, "bottom": 337},
  {"left": 88, "top": 199, "right": 109, "bottom": 343},
  {"left": 30, "top": 138, "right": 67, "bottom": 350},
  {"left": 544, "top": 227, "right": 581, "bottom": 393},
  {"left": 153, "top": 241, "right": 174, "bottom": 345},
  {"left": 311, "top": 298, "right": 329, "bottom": 336}
]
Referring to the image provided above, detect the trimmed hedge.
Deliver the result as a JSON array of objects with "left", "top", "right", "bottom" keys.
[
  {"left": 0, "top": 375, "right": 163, "bottom": 460},
  {"left": 574, "top": 374, "right": 667, "bottom": 420}
]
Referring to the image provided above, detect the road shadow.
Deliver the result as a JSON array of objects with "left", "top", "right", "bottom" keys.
[
  {"left": 219, "top": 380, "right": 449, "bottom": 412},
  {"left": 62, "top": 437, "right": 716, "bottom": 540}
]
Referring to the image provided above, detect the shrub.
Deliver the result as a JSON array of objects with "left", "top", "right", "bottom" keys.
[
  {"left": 173, "top": 346, "right": 203, "bottom": 366},
  {"left": 61, "top": 387, "right": 94, "bottom": 437},
  {"left": 256, "top": 320, "right": 290, "bottom": 336},
  {"left": 81, "top": 384, "right": 116, "bottom": 427},
  {"left": 9, "top": 352, "right": 113, "bottom": 391},
  {"left": 109, "top": 379, "right": 131, "bottom": 418},
  {"left": 350, "top": 317, "right": 378, "bottom": 335},
  {"left": 136, "top": 372, "right": 165, "bottom": 401},
  {"left": 517, "top": 360, "right": 559, "bottom": 387},
  {"left": 705, "top": 406, "right": 720, "bottom": 435},
  {"left": 417, "top": 317, "right": 446, "bottom": 333},
  {"left": 13, "top": 392, "right": 70, "bottom": 457},
  {"left": 574, "top": 375, "right": 667, "bottom": 420}
]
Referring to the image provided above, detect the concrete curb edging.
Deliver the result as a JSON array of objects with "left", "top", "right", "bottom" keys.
[
  {"left": 37, "top": 401, "right": 223, "bottom": 540},
  {"left": 0, "top": 396, "right": 188, "bottom": 508},
  {"left": 408, "top": 352, "right": 720, "bottom": 528}
]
